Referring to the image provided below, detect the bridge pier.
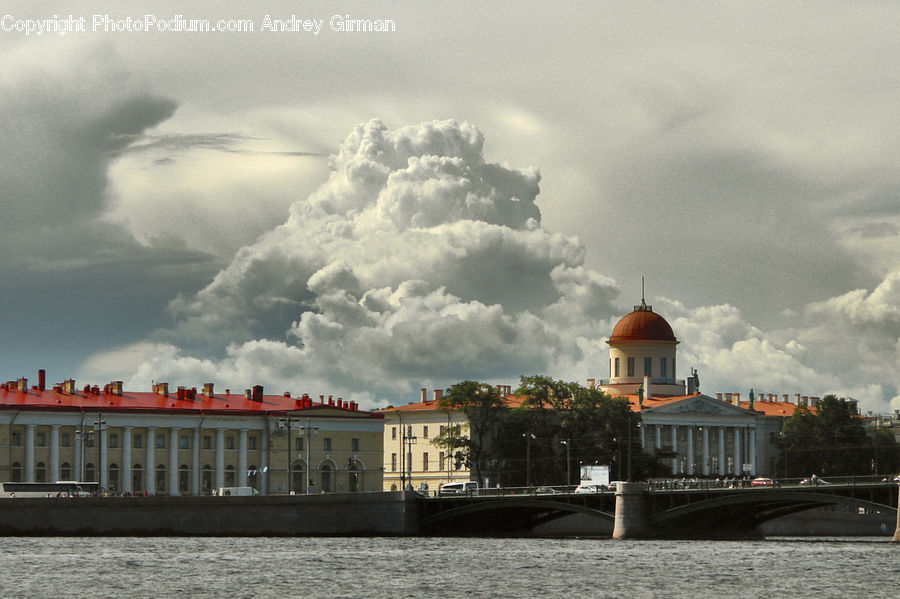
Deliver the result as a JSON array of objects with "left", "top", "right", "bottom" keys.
[
  {"left": 894, "top": 477, "right": 900, "bottom": 543},
  {"left": 612, "top": 482, "right": 646, "bottom": 539}
]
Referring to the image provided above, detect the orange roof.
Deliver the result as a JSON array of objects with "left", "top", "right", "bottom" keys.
[
  {"left": 614, "top": 393, "right": 807, "bottom": 417},
  {"left": 0, "top": 385, "right": 381, "bottom": 419}
]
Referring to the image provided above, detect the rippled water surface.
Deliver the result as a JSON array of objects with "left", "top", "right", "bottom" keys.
[{"left": 1, "top": 536, "right": 897, "bottom": 598}]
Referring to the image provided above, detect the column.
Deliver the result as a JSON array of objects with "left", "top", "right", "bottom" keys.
[
  {"left": 686, "top": 427, "right": 694, "bottom": 475},
  {"left": 718, "top": 426, "right": 726, "bottom": 476},
  {"left": 238, "top": 429, "right": 248, "bottom": 487},
  {"left": 192, "top": 427, "right": 201, "bottom": 495},
  {"left": 122, "top": 426, "right": 132, "bottom": 494},
  {"left": 639, "top": 424, "right": 646, "bottom": 450},
  {"left": 169, "top": 427, "right": 180, "bottom": 496},
  {"left": 74, "top": 425, "right": 82, "bottom": 482},
  {"left": 215, "top": 429, "right": 225, "bottom": 490},
  {"left": 25, "top": 424, "right": 35, "bottom": 482},
  {"left": 670, "top": 425, "right": 679, "bottom": 475},
  {"left": 50, "top": 425, "right": 61, "bottom": 482},
  {"left": 702, "top": 427, "right": 710, "bottom": 476},
  {"left": 145, "top": 427, "right": 156, "bottom": 495},
  {"left": 749, "top": 427, "right": 757, "bottom": 476},
  {"left": 99, "top": 426, "right": 108, "bottom": 491},
  {"left": 733, "top": 427, "right": 742, "bottom": 476},
  {"left": 654, "top": 424, "right": 661, "bottom": 450}
]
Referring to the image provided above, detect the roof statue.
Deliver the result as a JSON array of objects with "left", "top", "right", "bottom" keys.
[
  {"left": 749, "top": 388, "right": 755, "bottom": 409},
  {"left": 637, "top": 384, "right": 644, "bottom": 407},
  {"left": 691, "top": 368, "right": 700, "bottom": 393}
]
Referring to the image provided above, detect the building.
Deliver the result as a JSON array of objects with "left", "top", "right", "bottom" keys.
[
  {"left": 0, "top": 372, "right": 383, "bottom": 495},
  {"left": 598, "top": 298, "right": 811, "bottom": 478}
]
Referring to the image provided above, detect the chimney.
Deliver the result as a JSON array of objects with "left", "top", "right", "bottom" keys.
[
  {"left": 732, "top": 392, "right": 740, "bottom": 406},
  {"left": 157, "top": 382, "right": 169, "bottom": 397},
  {"left": 420, "top": 388, "right": 427, "bottom": 403},
  {"left": 252, "top": 385, "right": 264, "bottom": 402},
  {"left": 245, "top": 389, "right": 252, "bottom": 400},
  {"left": 716, "top": 393, "right": 723, "bottom": 401},
  {"left": 203, "top": 383, "right": 214, "bottom": 397},
  {"left": 795, "top": 393, "right": 801, "bottom": 404},
  {"left": 587, "top": 378, "right": 596, "bottom": 389},
  {"left": 686, "top": 376, "right": 696, "bottom": 395},
  {"left": 38, "top": 370, "right": 45, "bottom": 392},
  {"left": 16, "top": 378, "right": 27, "bottom": 392},
  {"left": 178, "top": 386, "right": 186, "bottom": 401},
  {"left": 809, "top": 396, "right": 819, "bottom": 407},
  {"left": 433, "top": 389, "right": 443, "bottom": 402},
  {"left": 801, "top": 395, "right": 808, "bottom": 406},
  {"left": 319, "top": 395, "right": 325, "bottom": 404}
]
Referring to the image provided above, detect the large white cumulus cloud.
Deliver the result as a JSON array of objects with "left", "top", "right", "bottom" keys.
[{"left": 110, "top": 119, "right": 620, "bottom": 403}]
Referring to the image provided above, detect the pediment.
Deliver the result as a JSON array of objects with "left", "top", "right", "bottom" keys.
[{"left": 647, "top": 395, "right": 751, "bottom": 416}]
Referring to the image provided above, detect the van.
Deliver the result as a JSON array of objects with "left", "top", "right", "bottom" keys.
[
  {"left": 439, "top": 481, "right": 478, "bottom": 496},
  {"left": 213, "top": 486, "right": 259, "bottom": 497}
]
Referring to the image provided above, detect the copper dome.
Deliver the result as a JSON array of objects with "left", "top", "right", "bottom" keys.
[{"left": 609, "top": 303, "right": 677, "bottom": 343}]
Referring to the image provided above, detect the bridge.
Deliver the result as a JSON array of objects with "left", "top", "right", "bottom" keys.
[{"left": 419, "top": 479, "right": 900, "bottom": 539}]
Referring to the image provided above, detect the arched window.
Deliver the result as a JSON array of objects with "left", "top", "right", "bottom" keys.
[
  {"left": 248, "top": 464, "right": 259, "bottom": 491},
  {"left": 10, "top": 462, "right": 22, "bottom": 482},
  {"left": 290, "top": 461, "right": 305, "bottom": 494},
  {"left": 132, "top": 464, "right": 143, "bottom": 493},
  {"left": 225, "top": 465, "right": 235, "bottom": 487},
  {"left": 60, "top": 462, "right": 71, "bottom": 481},
  {"left": 320, "top": 463, "right": 333, "bottom": 493},
  {"left": 156, "top": 464, "right": 167, "bottom": 493},
  {"left": 35, "top": 462, "right": 46, "bottom": 483},
  {"left": 108, "top": 463, "right": 119, "bottom": 492},
  {"left": 85, "top": 463, "right": 96, "bottom": 483},
  {"left": 348, "top": 461, "right": 360, "bottom": 492},
  {"left": 179, "top": 464, "right": 190, "bottom": 494},
  {"left": 202, "top": 465, "right": 213, "bottom": 494}
]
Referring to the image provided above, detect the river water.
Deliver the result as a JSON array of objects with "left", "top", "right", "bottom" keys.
[{"left": 1, "top": 536, "right": 896, "bottom": 598}]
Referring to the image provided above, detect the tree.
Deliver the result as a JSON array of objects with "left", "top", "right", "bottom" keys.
[{"left": 437, "top": 381, "right": 506, "bottom": 485}]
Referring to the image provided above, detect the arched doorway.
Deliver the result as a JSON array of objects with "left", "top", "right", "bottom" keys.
[
  {"left": 348, "top": 461, "right": 361, "bottom": 492},
  {"left": 132, "top": 464, "right": 143, "bottom": 494},
  {"left": 290, "top": 461, "right": 305, "bottom": 494},
  {"left": 320, "top": 463, "right": 333, "bottom": 493}
]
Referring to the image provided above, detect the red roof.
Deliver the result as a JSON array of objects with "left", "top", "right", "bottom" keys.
[
  {"left": 608, "top": 304, "right": 677, "bottom": 343},
  {"left": 616, "top": 392, "right": 807, "bottom": 417},
  {"left": 0, "top": 385, "right": 381, "bottom": 419}
]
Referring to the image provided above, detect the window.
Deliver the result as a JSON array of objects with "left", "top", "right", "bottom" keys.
[
  {"left": 423, "top": 452, "right": 429, "bottom": 471},
  {"left": 644, "top": 357, "right": 652, "bottom": 377},
  {"left": 323, "top": 438, "right": 332, "bottom": 452},
  {"left": 627, "top": 357, "right": 635, "bottom": 377},
  {"left": 391, "top": 453, "right": 397, "bottom": 472},
  {"left": 202, "top": 465, "right": 213, "bottom": 493},
  {"left": 422, "top": 426, "right": 429, "bottom": 438},
  {"left": 179, "top": 465, "right": 190, "bottom": 493},
  {"left": 109, "top": 464, "right": 119, "bottom": 492},
  {"left": 61, "top": 432, "right": 72, "bottom": 447},
  {"left": 85, "top": 463, "right": 96, "bottom": 483},
  {"left": 60, "top": 462, "right": 71, "bottom": 480},
  {"left": 660, "top": 357, "right": 667, "bottom": 379},
  {"left": 156, "top": 464, "right": 167, "bottom": 492},
  {"left": 439, "top": 451, "right": 445, "bottom": 471},
  {"left": 203, "top": 435, "right": 212, "bottom": 450},
  {"left": 11, "top": 431, "right": 22, "bottom": 446},
  {"left": 614, "top": 357, "right": 620, "bottom": 378},
  {"left": 133, "top": 434, "right": 143, "bottom": 449},
  {"left": 35, "top": 462, "right": 46, "bottom": 483},
  {"left": 10, "top": 462, "right": 22, "bottom": 482},
  {"left": 36, "top": 432, "right": 47, "bottom": 447},
  {"left": 226, "top": 436, "right": 235, "bottom": 450},
  {"left": 155, "top": 435, "right": 165, "bottom": 449},
  {"left": 320, "top": 464, "right": 333, "bottom": 492},
  {"left": 109, "top": 433, "right": 119, "bottom": 449},
  {"left": 225, "top": 465, "right": 235, "bottom": 487},
  {"left": 440, "top": 425, "right": 446, "bottom": 435},
  {"left": 351, "top": 438, "right": 360, "bottom": 452},
  {"left": 295, "top": 437, "right": 305, "bottom": 451},
  {"left": 248, "top": 436, "right": 257, "bottom": 451},
  {"left": 248, "top": 465, "right": 259, "bottom": 490},
  {"left": 391, "top": 427, "right": 397, "bottom": 440},
  {"left": 179, "top": 435, "right": 191, "bottom": 450},
  {"left": 132, "top": 464, "right": 143, "bottom": 493},
  {"left": 85, "top": 435, "right": 95, "bottom": 448}
]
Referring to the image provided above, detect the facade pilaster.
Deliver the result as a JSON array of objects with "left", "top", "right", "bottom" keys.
[
  {"left": 733, "top": 427, "right": 742, "bottom": 475},
  {"left": 25, "top": 424, "right": 35, "bottom": 482},
  {"left": 169, "top": 427, "right": 179, "bottom": 495},
  {"left": 670, "top": 424, "right": 678, "bottom": 474},
  {"left": 122, "top": 426, "right": 132, "bottom": 494},
  {"left": 718, "top": 426, "right": 726, "bottom": 476},
  {"left": 50, "top": 425, "right": 60, "bottom": 482},
  {"left": 146, "top": 427, "right": 156, "bottom": 495},
  {"left": 749, "top": 427, "right": 757, "bottom": 476},
  {"left": 215, "top": 428, "right": 225, "bottom": 490},
  {"left": 686, "top": 426, "right": 694, "bottom": 475},
  {"left": 192, "top": 427, "right": 201, "bottom": 495},
  {"left": 99, "top": 426, "right": 108, "bottom": 490},
  {"left": 701, "top": 426, "right": 710, "bottom": 476},
  {"left": 239, "top": 429, "right": 248, "bottom": 487}
]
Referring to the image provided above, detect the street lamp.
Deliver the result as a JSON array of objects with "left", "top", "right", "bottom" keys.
[
  {"left": 523, "top": 433, "right": 535, "bottom": 488},
  {"left": 560, "top": 439, "right": 571, "bottom": 488},
  {"left": 93, "top": 414, "right": 107, "bottom": 492},
  {"left": 403, "top": 425, "right": 417, "bottom": 490},
  {"left": 278, "top": 413, "right": 305, "bottom": 494},
  {"left": 299, "top": 418, "right": 319, "bottom": 494}
]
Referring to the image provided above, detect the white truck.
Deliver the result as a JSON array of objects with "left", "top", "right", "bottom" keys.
[
  {"left": 213, "top": 486, "right": 259, "bottom": 497},
  {"left": 575, "top": 465, "right": 611, "bottom": 493}
]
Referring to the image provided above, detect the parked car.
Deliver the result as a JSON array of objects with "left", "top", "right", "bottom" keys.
[
  {"left": 574, "top": 484, "right": 604, "bottom": 494},
  {"left": 534, "top": 486, "right": 561, "bottom": 494},
  {"left": 438, "top": 481, "right": 478, "bottom": 496},
  {"left": 750, "top": 477, "right": 773, "bottom": 487},
  {"left": 800, "top": 477, "right": 831, "bottom": 485}
]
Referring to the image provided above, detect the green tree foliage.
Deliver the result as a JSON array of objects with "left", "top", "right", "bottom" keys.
[
  {"left": 436, "top": 381, "right": 506, "bottom": 485},
  {"left": 776, "top": 394, "right": 900, "bottom": 477}
]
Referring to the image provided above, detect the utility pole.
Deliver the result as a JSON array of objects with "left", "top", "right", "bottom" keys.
[
  {"left": 561, "top": 439, "right": 571, "bottom": 487},
  {"left": 524, "top": 433, "right": 535, "bottom": 488},
  {"left": 404, "top": 425, "right": 417, "bottom": 490},
  {"left": 299, "top": 418, "right": 319, "bottom": 493}
]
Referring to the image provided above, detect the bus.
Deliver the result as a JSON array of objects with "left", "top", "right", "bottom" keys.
[{"left": 0, "top": 481, "right": 100, "bottom": 498}]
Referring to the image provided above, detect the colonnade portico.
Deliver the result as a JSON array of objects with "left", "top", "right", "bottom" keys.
[{"left": 642, "top": 421, "right": 758, "bottom": 477}]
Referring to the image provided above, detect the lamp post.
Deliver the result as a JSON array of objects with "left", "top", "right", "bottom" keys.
[
  {"left": 299, "top": 418, "right": 319, "bottom": 493},
  {"left": 403, "top": 425, "right": 417, "bottom": 490},
  {"left": 278, "top": 413, "right": 303, "bottom": 494},
  {"left": 93, "top": 414, "right": 107, "bottom": 492},
  {"left": 561, "top": 439, "right": 571, "bottom": 488},
  {"left": 523, "top": 433, "right": 535, "bottom": 488}
]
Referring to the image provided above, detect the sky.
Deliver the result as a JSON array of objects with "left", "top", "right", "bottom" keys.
[{"left": 2, "top": 1, "right": 900, "bottom": 414}]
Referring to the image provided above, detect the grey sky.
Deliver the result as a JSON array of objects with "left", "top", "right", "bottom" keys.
[{"left": 2, "top": 2, "right": 899, "bottom": 412}]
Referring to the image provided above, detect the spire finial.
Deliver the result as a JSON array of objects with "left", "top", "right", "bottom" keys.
[{"left": 641, "top": 275, "right": 645, "bottom": 304}]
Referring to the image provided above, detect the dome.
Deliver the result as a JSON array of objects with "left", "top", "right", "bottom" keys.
[{"left": 608, "top": 302, "right": 677, "bottom": 343}]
